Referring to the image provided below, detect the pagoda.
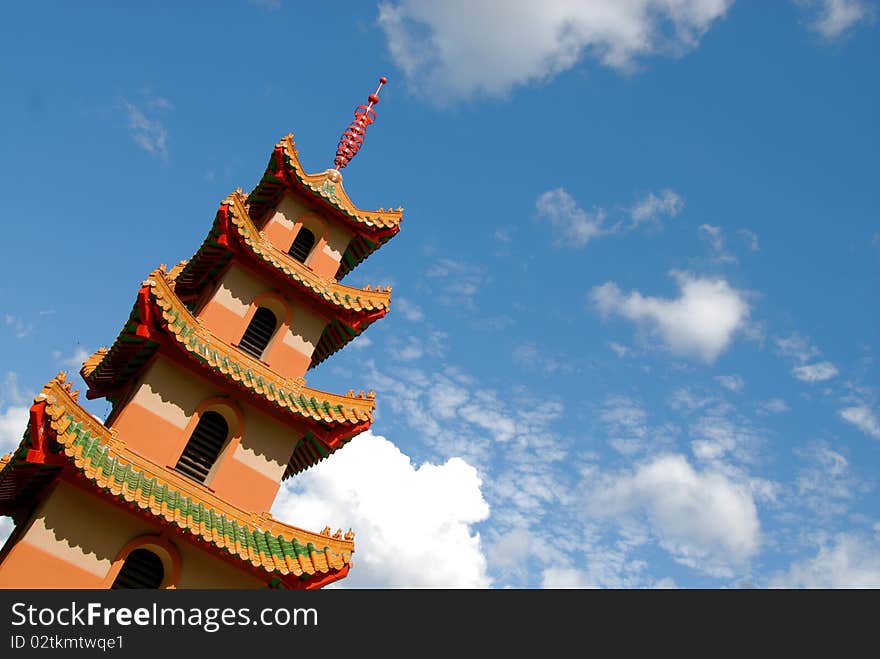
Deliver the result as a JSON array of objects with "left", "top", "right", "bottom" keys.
[{"left": 0, "top": 79, "right": 400, "bottom": 589}]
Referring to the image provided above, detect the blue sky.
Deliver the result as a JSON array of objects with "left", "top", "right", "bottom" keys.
[{"left": 1, "top": 1, "right": 878, "bottom": 588}]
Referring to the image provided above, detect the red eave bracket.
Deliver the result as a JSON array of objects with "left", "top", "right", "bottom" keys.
[
  {"left": 287, "top": 564, "right": 351, "bottom": 590},
  {"left": 315, "top": 420, "right": 371, "bottom": 452}
]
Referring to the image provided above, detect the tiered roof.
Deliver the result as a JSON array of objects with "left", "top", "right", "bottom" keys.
[
  {"left": 247, "top": 135, "right": 402, "bottom": 278},
  {"left": 174, "top": 191, "right": 390, "bottom": 367},
  {"left": 81, "top": 267, "right": 373, "bottom": 474},
  {"left": 0, "top": 375, "right": 354, "bottom": 588}
]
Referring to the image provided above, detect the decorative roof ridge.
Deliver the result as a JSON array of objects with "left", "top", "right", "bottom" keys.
[
  {"left": 275, "top": 134, "right": 403, "bottom": 229},
  {"left": 224, "top": 191, "right": 393, "bottom": 314},
  {"left": 82, "top": 268, "right": 376, "bottom": 427},
  {"left": 9, "top": 374, "right": 354, "bottom": 580}
]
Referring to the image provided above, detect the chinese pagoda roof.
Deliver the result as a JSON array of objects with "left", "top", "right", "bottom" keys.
[
  {"left": 82, "top": 267, "right": 374, "bottom": 435},
  {"left": 0, "top": 375, "right": 353, "bottom": 588},
  {"left": 174, "top": 190, "right": 390, "bottom": 342},
  {"left": 247, "top": 135, "right": 403, "bottom": 279}
]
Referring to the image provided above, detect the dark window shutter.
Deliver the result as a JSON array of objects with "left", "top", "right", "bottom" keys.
[
  {"left": 288, "top": 228, "right": 316, "bottom": 263},
  {"left": 174, "top": 411, "right": 229, "bottom": 483},
  {"left": 111, "top": 548, "right": 165, "bottom": 589},
  {"left": 238, "top": 307, "right": 277, "bottom": 359}
]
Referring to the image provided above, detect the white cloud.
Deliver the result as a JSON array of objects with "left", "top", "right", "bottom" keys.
[
  {"left": 512, "top": 343, "right": 573, "bottom": 375},
  {"left": 792, "top": 361, "right": 839, "bottom": 383},
  {"left": 591, "top": 271, "right": 750, "bottom": 363},
  {"left": 52, "top": 347, "right": 91, "bottom": 369},
  {"left": 757, "top": 398, "right": 790, "bottom": 415},
  {"left": 272, "top": 430, "right": 490, "bottom": 588},
  {"left": 800, "top": 0, "right": 873, "bottom": 40},
  {"left": 0, "top": 517, "right": 13, "bottom": 551},
  {"left": 425, "top": 258, "right": 486, "bottom": 308},
  {"left": 630, "top": 189, "right": 684, "bottom": 226},
  {"left": 600, "top": 395, "right": 649, "bottom": 455},
  {"left": 738, "top": 228, "right": 760, "bottom": 252},
  {"left": 349, "top": 334, "right": 373, "bottom": 350},
  {"left": 775, "top": 333, "right": 820, "bottom": 364},
  {"left": 121, "top": 98, "right": 169, "bottom": 159},
  {"left": 585, "top": 454, "right": 760, "bottom": 576},
  {"left": 395, "top": 298, "right": 424, "bottom": 322},
  {"left": 699, "top": 224, "right": 737, "bottom": 263},
  {"left": 794, "top": 442, "right": 856, "bottom": 516},
  {"left": 772, "top": 534, "right": 880, "bottom": 587},
  {"left": 0, "top": 405, "right": 29, "bottom": 455},
  {"left": 715, "top": 375, "right": 745, "bottom": 392},
  {"left": 536, "top": 188, "right": 609, "bottom": 248},
  {"left": 839, "top": 405, "right": 880, "bottom": 439},
  {"left": 4, "top": 314, "right": 32, "bottom": 339},
  {"left": 378, "top": 0, "right": 733, "bottom": 101},
  {"left": 536, "top": 188, "right": 684, "bottom": 249},
  {"left": 609, "top": 341, "right": 633, "bottom": 358}
]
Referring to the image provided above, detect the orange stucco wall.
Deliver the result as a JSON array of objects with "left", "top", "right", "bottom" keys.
[
  {"left": 108, "top": 356, "right": 303, "bottom": 513},
  {"left": 195, "top": 263, "right": 328, "bottom": 380},
  {"left": 260, "top": 192, "right": 354, "bottom": 279},
  {"left": 0, "top": 482, "right": 266, "bottom": 589}
]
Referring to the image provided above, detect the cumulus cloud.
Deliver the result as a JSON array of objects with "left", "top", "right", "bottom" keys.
[
  {"left": 536, "top": 188, "right": 610, "bottom": 248},
  {"left": 378, "top": 0, "right": 733, "bottom": 101},
  {"left": 272, "top": 430, "right": 490, "bottom": 588},
  {"left": 590, "top": 271, "right": 750, "bottom": 363},
  {"left": 799, "top": 0, "right": 873, "bottom": 40},
  {"left": 585, "top": 454, "right": 760, "bottom": 576},
  {"left": 792, "top": 361, "right": 839, "bottom": 383},
  {"left": 839, "top": 405, "right": 880, "bottom": 439},
  {"left": 0, "top": 405, "right": 29, "bottom": 455},
  {"left": 772, "top": 534, "right": 880, "bottom": 587}
]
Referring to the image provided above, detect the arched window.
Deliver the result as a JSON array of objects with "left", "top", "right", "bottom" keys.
[
  {"left": 174, "top": 411, "right": 229, "bottom": 483},
  {"left": 288, "top": 228, "right": 316, "bottom": 263},
  {"left": 110, "top": 548, "right": 165, "bottom": 589},
  {"left": 238, "top": 307, "right": 277, "bottom": 359}
]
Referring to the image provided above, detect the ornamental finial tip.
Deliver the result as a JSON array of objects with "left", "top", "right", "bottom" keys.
[{"left": 334, "top": 76, "right": 389, "bottom": 171}]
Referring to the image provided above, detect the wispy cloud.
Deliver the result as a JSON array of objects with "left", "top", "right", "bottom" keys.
[
  {"left": 536, "top": 187, "right": 684, "bottom": 249},
  {"left": 630, "top": 189, "right": 684, "bottom": 227},
  {"left": 771, "top": 533, "right": 880, "bottom": 587},
  {"left": 715, "top": 375, "right": 745, "bottom": 392},
  {"left": 699, "top": 224, "right": 737, "bottom": 264},
  {"left": 792, "top": 361, "right": 839, "bottom": 383},
  {"left": 839, "top": 405, "right": 880, "bottom": 439},
  {"left": 798, "top": 0, "right": 874, "bottom": 40},
  {"left": 425, "top": 258, "right": 487, "bottom": 309},
  {"left": 738, "top": 228, "right": 760, "bottom": 252},
  {"left": 52, "top": 347, "right": 90, "bottom": 369},
  {"left": 4, "top": 314, "right": 32, "bottom": 339},
  {"left": 535, "top": 188, "right": 610, "bottom": 248},
  {"left": 121, "top": 96, "right": 171, "bottom": 159}
]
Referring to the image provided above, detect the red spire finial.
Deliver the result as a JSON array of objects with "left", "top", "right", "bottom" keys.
[{"left": 334, "top": 76, "right": 388, "bottom": 171}]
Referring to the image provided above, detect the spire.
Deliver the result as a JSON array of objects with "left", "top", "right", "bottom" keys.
[{"left": 333, "top": 76, "right": 387, "bottom": 171}]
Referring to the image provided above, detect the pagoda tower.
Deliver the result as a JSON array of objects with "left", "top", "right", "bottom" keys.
[{"left": 0, "top": 79, "right": 400, "bottom": 589}]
